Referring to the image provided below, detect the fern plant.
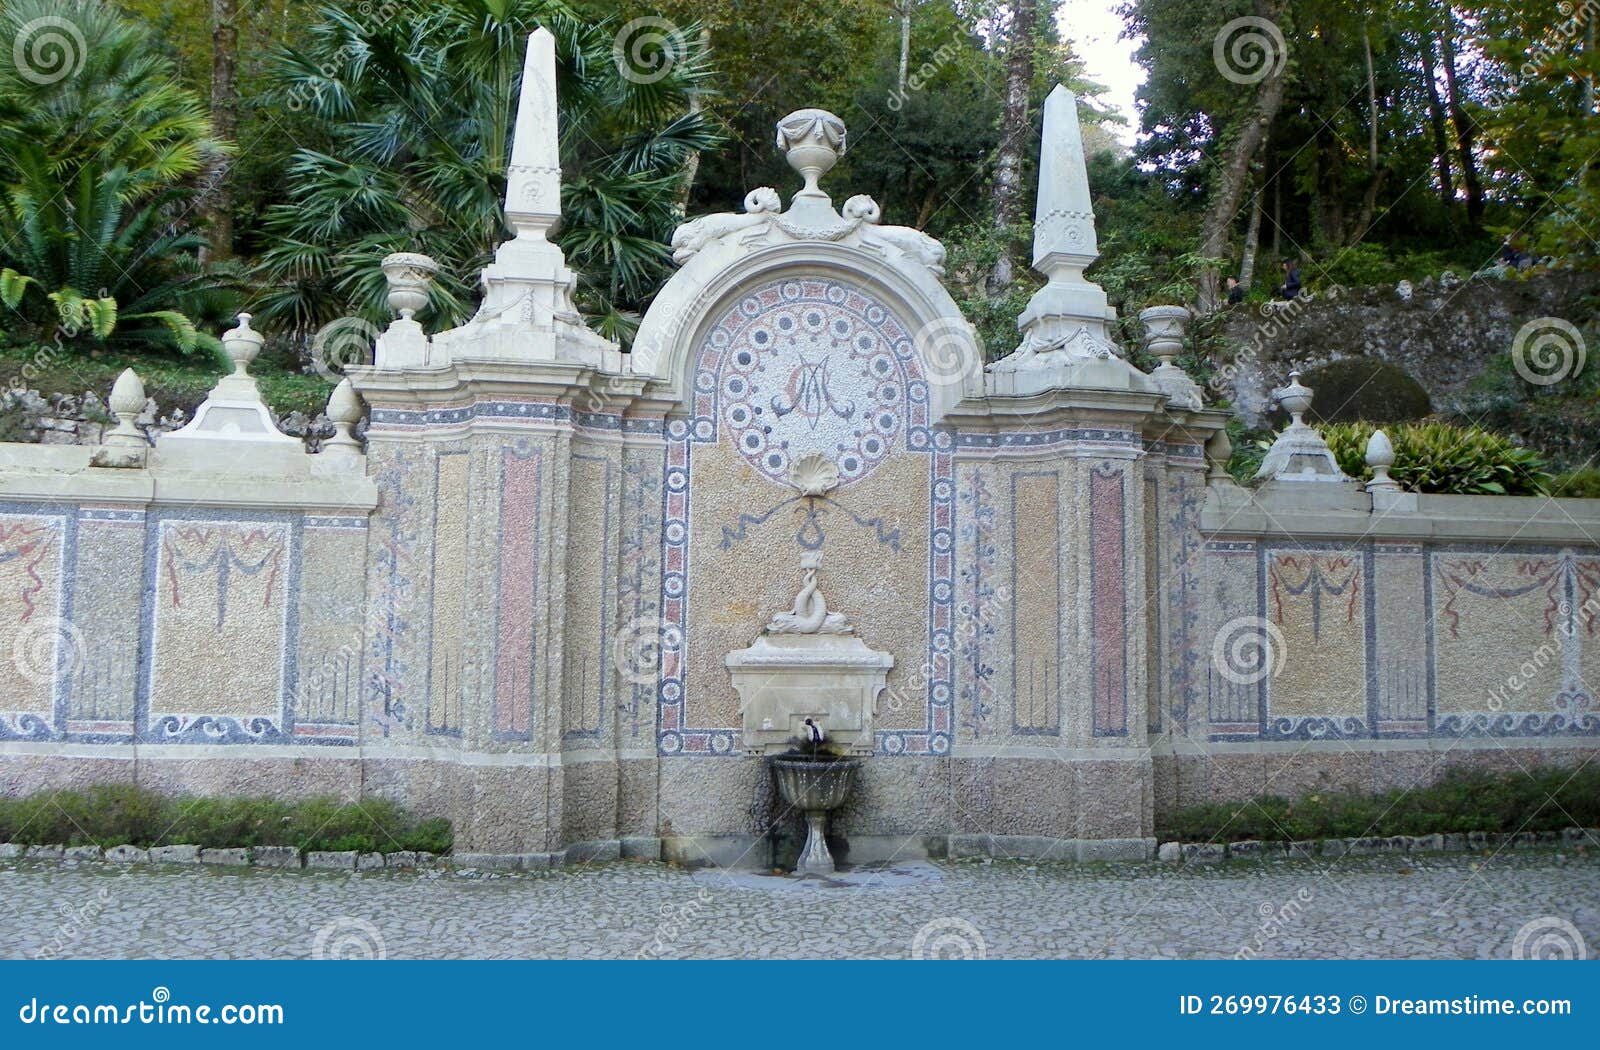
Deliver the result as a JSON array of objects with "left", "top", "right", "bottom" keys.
[
  {"left": 0, "top": 166, "right": 225, "bottom": 353},
  {"left": 0, "top": 0, "right": 230, "bottom": 354}
]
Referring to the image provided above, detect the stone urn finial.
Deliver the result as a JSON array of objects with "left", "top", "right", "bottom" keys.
[
  {"left": 1138, "top": 305, "right": 1190, "bottom": 366},
  {"left": 1274, "top": 370, "right": 1314, "bottom": 425},
  {"left": 221, "top": 313, "right": 263, "bottom": 376},
  {"left": 381, "top": 252, "right": 439, "bottom": 321},
  {"left": 775, "top": 109, "right": 847, "bottom": 198}
]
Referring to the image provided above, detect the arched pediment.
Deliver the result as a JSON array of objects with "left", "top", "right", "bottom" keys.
[
  {"left": 632, "top": 238, "right": 984, "bottom": 424},
  {"left": 631, "top": 109, "right": 983, "bottom": 423}
]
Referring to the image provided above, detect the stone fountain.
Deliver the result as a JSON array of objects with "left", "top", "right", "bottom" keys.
[{"left": 725, "top": 454, "right": 893, "bottom": 873}]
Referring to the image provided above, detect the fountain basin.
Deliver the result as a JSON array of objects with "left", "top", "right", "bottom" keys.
[{"left": 770, "top": 755, "right": 861, "bottom": 875}]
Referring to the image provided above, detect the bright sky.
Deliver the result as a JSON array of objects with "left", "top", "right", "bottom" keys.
[{"left": 1056, "top": 0, "right": 1145, "bottom": 145}]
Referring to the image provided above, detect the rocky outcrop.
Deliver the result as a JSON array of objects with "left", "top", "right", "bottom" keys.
[
  {"left": 1216, "top": 270, "right": 1600, "bottom": 426},
  {"left": 0, "top": 386, "right": 347, "bottom": 450}
]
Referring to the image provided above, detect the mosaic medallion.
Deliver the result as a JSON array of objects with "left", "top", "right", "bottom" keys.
[{"left": 700, "top": 278, "right": 925, "bottom": 486}]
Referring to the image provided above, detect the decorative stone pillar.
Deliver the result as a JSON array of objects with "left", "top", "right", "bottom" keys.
[
  {"left": 159, "top": 314, "right": 304, "bottom": 461},
  {"left": 320, "top": 379, "right": 364, "bottom": 459},
  {"left": 1365, "top": 429, "right": 1399, "bottom": 492}
]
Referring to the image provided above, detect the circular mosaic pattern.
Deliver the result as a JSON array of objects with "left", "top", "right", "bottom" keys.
[{"left": 706, "top": 279, "right": 923, "bottom": 486}]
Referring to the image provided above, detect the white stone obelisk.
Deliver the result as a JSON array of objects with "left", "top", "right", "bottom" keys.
[
  {"left": 505, "top": 27, "right": 562, "bottom": 241},
  {"left": 1014, "top": 85, "right": 1115, "bottom": 358},
  {"left": 433, "top": 27, "right": 616, "bottom": 367},
  {"left": 989, "top": 85, "right": 1155, "bottom": 393}
]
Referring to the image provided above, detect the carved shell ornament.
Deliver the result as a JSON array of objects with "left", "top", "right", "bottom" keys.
[{"left": 789, "top": 453, "right": 840, "bottom": 497}]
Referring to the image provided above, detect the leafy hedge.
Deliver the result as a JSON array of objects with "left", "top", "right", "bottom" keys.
[
  {"left": 1157, "top": 765, "right": 1600, "bottom": 843},
  {"left": 0, "top": 785, "right": 451, "bottom": 854},
  {"left": 1318, "top": 420, "right": 1550, "bottom": 495}
]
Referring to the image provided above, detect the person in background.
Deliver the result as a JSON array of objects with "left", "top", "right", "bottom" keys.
[
  {"left": 1499, "top": 237, "right": 1532, "bottom": 270},
  {"left": 1225, "top": 275, "right": 1246, "bottom": 305},
  {"left": 1276, "top": 259, "right": 1302, "bottom": 300}
]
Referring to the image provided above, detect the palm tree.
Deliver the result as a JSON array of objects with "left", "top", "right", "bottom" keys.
[
  {"left": 255, "top": 0, "right": 721, "bottom": 346},
  {"left": 0, "top": 0, "right": 231, "bottom": 353}
]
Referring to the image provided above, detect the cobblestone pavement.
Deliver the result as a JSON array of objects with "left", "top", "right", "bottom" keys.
[{"left": 3, "top": 850, "right": 1596, "bottom": 960}]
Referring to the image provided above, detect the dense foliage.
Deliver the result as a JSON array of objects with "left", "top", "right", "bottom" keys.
[
  {"left": 1, "top": 0, "right": 1596, "bottom": 470},
  {"left": 0, "top": 0, "right": 231, "bottom": 353},
  {"left": 254, "top": 0, "right": 721, "bottom": 344}
]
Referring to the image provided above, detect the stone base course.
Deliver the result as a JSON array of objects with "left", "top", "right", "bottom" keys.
[{"left": 1157, "top": 828, "right": 1600, "bottom": 862}]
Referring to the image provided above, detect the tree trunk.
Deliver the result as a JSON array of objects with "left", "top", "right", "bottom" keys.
[
  {"left": 1196, "top": 0, "right": 1289, "bottom": 312},
  {"left": 1240, "top": 180, "right": 1264, "bottom": 291},
  {"left": 1347, "top": 26, "right": 1386, "bottom": 244},
  {"left": 990, "top": 0, "right": 1037, "bottom": 291},
  {"left": 1363, "top": 28, "right": 1378, "bottom": 173},
  {"left": 1420, "top": 31, "right": 1454, "bottom": 213},
  {"left": 207, "top": 0, "right": 238, "bottom": 260},
  {"left": 1272, "top": 161, "right": 1281, "bottom": 257},
  {"left": 897, "top": 1, "right": 912, "bottom": 95},
  {"left": 1438, "top": 4, "right": 1483, "bottom": 225},
  {"left": 680, "top": 29, "right": 711, "bottom": 208}
]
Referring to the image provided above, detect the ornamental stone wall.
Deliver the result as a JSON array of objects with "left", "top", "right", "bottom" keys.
[{"left": 2, "top": 53, "right": 1597, "bottom": 865}]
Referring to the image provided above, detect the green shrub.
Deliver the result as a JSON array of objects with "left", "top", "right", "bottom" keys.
[
  {"left": 0, "top": 786, "right": 452, "bottom": 854},
  {"left": 1158, "top": 764, "right": 1600, "bottom": 843},
  {"left": 1551, "top": 467, "right": 1600, "bottom": 499},
  {"left": 1316, "top": 420, "right": 1549, "bottom": 495}
]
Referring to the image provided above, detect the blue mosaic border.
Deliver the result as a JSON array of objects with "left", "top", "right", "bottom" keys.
[
  {"left": 370, "top": 401, "right": 664, "bottom": 435},
  {"left": 657, "top": 277, "right": 954, "bottom": 757}
]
